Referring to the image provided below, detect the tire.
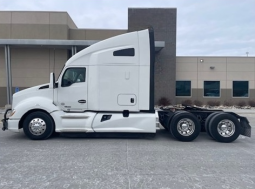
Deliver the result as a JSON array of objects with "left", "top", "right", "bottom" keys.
[
  {"left": 205, "top": 112, "right": 222, "bottom": 138},
  {"left": 208, "top": 113, "right": 240, "bottom": 143},
  {"left": 23, "top": 111, "right": 55, "bottom": 140},
  {"left": 162, "top": 125, "right": 169, "bottom": 131},
  {"left": 169, "top": 112, "right": 201, "bottom": 142},
  {"left": 167, "top": 110, "right": 186, "bottom": 132}
]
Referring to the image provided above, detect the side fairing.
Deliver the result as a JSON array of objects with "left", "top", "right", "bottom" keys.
[{"left": 92, "top": 112, "right": 156, "bottom": 133}]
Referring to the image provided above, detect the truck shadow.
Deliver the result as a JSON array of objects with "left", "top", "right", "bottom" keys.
[
  {"left": 4, "top": 129, "right": 247, "bottom": 143},
  {"left": 3, "top": 128, "right": 238, "bottom": 143},
  {"left": 56, "top": 129, "right": 215, "bottom": 142}
]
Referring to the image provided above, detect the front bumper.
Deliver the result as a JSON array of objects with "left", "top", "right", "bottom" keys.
[{"left": 1, "top": 109, "right": 11, "bottom": 131}]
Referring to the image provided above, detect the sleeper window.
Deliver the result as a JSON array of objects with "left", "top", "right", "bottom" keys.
[{"left": 113, "top": 48, "right": 135, "bottom": 56}]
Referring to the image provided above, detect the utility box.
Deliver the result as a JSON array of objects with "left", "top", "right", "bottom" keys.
[{"left": 118, "top": 94, "right": 137, "bottom": 106}]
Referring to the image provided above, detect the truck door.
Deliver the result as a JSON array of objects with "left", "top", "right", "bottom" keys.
[{"left": 57, "top": 67, "right": 87, "bottom": 112}]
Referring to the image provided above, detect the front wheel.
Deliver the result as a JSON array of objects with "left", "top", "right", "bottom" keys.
[
  {"left": 208, "top": 113, "right": 240, "bottom": 143},
  {"left": 23, "top": 111, "right": 55, "bottom": 140},
  {"left": 169, "top": 112, "right": 201, "bottom": 142}
]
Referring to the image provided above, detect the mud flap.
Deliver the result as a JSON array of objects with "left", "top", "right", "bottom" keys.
[{"left": 240, "top": 118, "right": 251, "bottom": 137}]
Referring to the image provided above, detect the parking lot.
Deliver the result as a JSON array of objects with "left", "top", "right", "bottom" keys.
[{"left": 0, "top": 110, "right": 255, "bottom": 189}]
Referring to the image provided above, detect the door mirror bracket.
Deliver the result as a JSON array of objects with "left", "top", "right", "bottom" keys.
[{"left": 49, "top": 73, "right": 56, "bottom": 89}]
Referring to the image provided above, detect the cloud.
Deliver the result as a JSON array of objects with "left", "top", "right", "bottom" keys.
[{"left": 0, "top": 0, "right": 254, "bottom": 56}]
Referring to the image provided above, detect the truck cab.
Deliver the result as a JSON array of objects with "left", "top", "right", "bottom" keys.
[{"left": 3, "top": 28, "right": 157, "bottom": 139}]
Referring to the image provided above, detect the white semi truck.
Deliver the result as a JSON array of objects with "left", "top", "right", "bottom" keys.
[{"left": 1, "top": 28, "right": 251, "bottom": 143}]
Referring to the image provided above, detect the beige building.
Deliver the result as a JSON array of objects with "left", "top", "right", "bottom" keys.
[
  {"left": 0, "top": 11, "right": 127, "bottom": 106},
  {"left": 0, "top": 10, "right": 254, "bottom": 107},
  {"left": 176, "top": 57, "right": 255, "bottom": 104}
]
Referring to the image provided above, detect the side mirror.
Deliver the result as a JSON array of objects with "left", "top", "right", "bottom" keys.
[{"left": 49, "top": 73, "right": 56, "bottom": 89}]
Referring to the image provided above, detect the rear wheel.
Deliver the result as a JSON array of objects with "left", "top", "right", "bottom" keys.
[
  {"left": 169, "top": 112, "right": 201, "bottom": 142},
  {"left": 23, "top": 111, "right": 55, "bottom": 140},
  {"left": 205, "top": 112, "right": 222, "bottom": 138},
  {"left": 208, "top": 113, "right": 240, "bottom": 143},
  {"left": 165, "top": 110, "right": 186, "bottom": 131}
]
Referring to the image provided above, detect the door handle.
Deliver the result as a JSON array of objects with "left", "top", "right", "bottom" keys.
[{"left": 78, "top": 100, "right": 86, "bottom": 103}]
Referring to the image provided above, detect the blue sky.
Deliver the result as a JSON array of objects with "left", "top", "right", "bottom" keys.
[{"left": 0, "top": 0, "right": 254, "bottom": 56}]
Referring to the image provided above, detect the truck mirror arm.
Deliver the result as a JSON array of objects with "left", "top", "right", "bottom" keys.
[{"left": 49, "top": 73, "right": 56, "bottom": 89}]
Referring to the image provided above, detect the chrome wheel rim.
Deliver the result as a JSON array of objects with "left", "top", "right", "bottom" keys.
[
  {"left": 29, "top": 118, "right": 46, "bottom": 136},
  {"left": 177, "top": 118, "right": 195, "bottom": 136},
  {"left": 217, "top": 119, "right": 235, "bottom": 137}
]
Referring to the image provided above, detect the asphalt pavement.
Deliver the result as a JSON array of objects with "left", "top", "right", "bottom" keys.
[{"left": 0, "top": 109, "right": 255, "bottom": 189}]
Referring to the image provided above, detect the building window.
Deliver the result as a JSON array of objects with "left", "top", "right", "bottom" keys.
[
  {"left": 176, "top": 81, "right": 191, "bottom": 96},
  {"left": 233, "top": 81, "right": 249, "bottom": 97},
  {"left": 204, "top": 81, "right": 220, "bottom": 97}
]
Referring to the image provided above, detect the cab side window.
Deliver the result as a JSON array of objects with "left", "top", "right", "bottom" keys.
[{"left": 61, "top": 68, "right": 86, "bottom": 87}]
